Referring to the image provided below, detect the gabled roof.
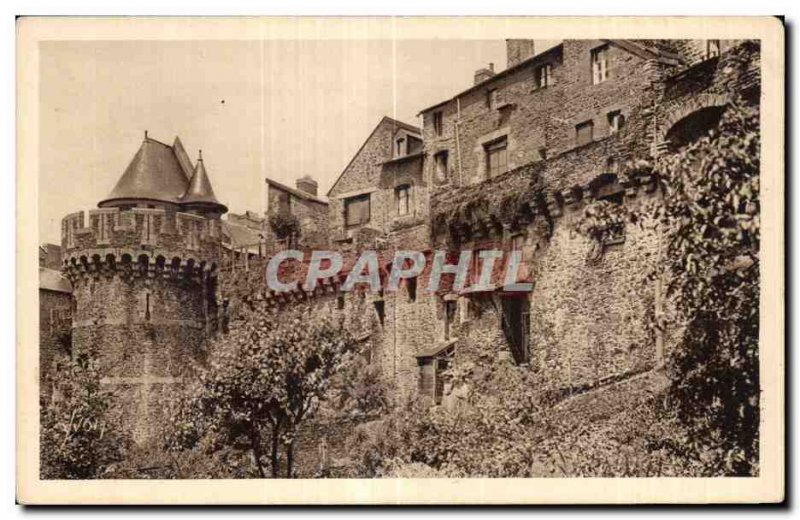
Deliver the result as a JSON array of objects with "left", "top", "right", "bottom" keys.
[
  {"left": 326, "top": 116, "right": 421, "bottom": 197},
  {"left": 181, "top": 153, "right": 228, "bottom": 212},
  {"left": 99, "top": 136, "right": 190, "bottom": 206},
  {"left": 266, "top": 178, "right": 328, "bottom": 205}
]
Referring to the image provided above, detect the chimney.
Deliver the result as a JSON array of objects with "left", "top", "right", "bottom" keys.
[
  {"left": 474, "top": 62, "right": 496, "bottom": 85},
  {"left": 296, "top": 175, "right": 318, "bottom": 197},
  {"left": 506, "top": 39, "right": 536, "bottom": 68}
]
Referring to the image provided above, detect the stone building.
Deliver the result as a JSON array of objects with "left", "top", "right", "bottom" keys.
[
  {"left": 417, "top": 38, "right": 758, "bottom": 398},
  {"left": 39, "top": 244, "right": 72, "bottom": 399},
  {"left": 44, "top": 38, "right": 761, "bottom": 445},
  {"left": 263, "top": 176, "right": 329, "bottom": 250},
  {"left": 57, "top": 133, "right": 227, "bottom": 442}
]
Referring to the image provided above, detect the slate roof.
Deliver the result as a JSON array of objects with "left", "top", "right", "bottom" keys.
[
  {"left": 99, "top": 135, "right": 227, "bottom": 213},
  {"left": 221, "top": 220, "right": 264, "bottom": 251},
  {"left": 266, "top": 178, "right": 329, "bottom": 205},
  {"left": 39, "top": 267, "right": 72, "bottom": 294},
  {"left": 181, "top": 155, "right": 228, "bottom": 212},
  {"left": 99, "top": 136, "right": 190, "bottom": 206}
]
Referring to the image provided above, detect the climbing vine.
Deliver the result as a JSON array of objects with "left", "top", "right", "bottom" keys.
[{"left": 268, "top": 213, "right": 301, "bottom": 241}]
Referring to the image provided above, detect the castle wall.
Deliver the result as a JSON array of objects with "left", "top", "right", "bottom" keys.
[
  {"left": 529, "top": 192, "right": 660, "bottom": 392},
  {"left": 61, "top": 207, "right": 220, "bottom": 443}
]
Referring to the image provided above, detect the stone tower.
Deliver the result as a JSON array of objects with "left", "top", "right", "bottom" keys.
[{"left": 61, "top": 134, "right": 228, "bottom": 443}]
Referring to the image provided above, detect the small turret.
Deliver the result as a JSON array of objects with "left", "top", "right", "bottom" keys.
[{"left": 180, "top": 150, "right": 228, "bottom": 217}]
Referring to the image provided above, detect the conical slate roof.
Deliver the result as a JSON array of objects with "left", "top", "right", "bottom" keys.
[
  {"left": 99, "top": 136, "right": 190, "bottom": 206},
  {"left": 180, "top": 153, "right": 228, "bottom": 213}
]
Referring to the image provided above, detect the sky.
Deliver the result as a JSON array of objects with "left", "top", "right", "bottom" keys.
[{"left": 38, "top": 39, "right": 558, "bottom": 243}]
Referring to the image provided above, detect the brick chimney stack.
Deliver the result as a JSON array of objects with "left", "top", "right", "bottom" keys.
[
  {"left": 506, "top": 39, "right": 536, "bottom": 68},
  {"left": 296, "top": 175, "right": 318, "bottom": 197},
  {"left": 474, "top": 62, "right": 496, "bottom": 85}
]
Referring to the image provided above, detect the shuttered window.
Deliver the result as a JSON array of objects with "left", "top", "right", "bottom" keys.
[
  {"left": 485, "top": 138, "right": 508, "bottom": 178},
  {"left": 344, "top": 194, "right": 370, "bottom": 227}
]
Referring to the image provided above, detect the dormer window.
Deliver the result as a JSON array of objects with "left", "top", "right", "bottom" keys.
[
  {"left": 395, "top": 137, "right": 406, "bottom": 157},
  {"left": 706, "top": 40, "right": 721, "bottom": 59},
  {"left": 591, "top": 45, "right": 610, "bottom": 85}
]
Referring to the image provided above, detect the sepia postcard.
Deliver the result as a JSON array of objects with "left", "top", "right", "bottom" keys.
[{"left": 16, "top": 16, "right": 785, "bottom": 504}]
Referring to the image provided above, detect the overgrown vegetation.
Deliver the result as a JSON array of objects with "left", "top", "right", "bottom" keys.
[
  {"left": 164, "top": 302, "right": 360, "bottom": 478},
  {"left": 40, "top": 353, "right": 131, "bottom": 479},
  {"left": 268, "top": 213, "right": 301, "bottom": 242},
  {"left": 654, "top": 102, "right": 760, "bottom": 475}
]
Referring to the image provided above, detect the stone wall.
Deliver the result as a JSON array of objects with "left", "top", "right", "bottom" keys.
[
  {"left": 328, "top": 118, "right": 421, "bottom": 237},
  {"left": 529, "top": 192, "right": 661, "bottom": 392},
  {"left": 61, "top": 206, "right": 221, "bottom": 443},
  {"left": 39, "top": 288, "right": 73, "bottom": 397},
  {"left": 265, "top": 184, "right": 329, "bottom": 249}
]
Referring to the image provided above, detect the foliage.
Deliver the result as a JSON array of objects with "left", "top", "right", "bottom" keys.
[
  {"left": 165, "top": 302, "right": 360, "bottom": 478},
  {"left": 330, "top": 355, "right": 391, "bottom": 421},
  {"left": 653, "top": 102, "right": 760, "bottom": 476},
  {"left": 40, "top": 353, "right": 132, "bottom": 479},
  {"left": 574, "top": 199, "right": 629, "bottom": 255},
  {"left": 268, "top": 213, "right": 301, "bottom": 241},
  {"left": 345, "top": 327, "right": 697, "bottom": 478}
]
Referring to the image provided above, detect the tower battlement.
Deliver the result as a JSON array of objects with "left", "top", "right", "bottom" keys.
[{"left": 61, "top": 207, "right": 222, "bottom": 281}]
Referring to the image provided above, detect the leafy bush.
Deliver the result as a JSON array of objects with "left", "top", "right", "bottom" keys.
[
  {"left": 40, "top": 354, "right": 132, "bottom": 479},
  {"left": 165, "top": 302, "right": 360, "bottom": 478},
  {"left": 654, "top": 103, "right": 761, "bottom": 476}
]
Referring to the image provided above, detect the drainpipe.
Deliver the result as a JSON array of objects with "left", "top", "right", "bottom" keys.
[{"left": 455, "top": 96, "right": 464, "bottom": 186}]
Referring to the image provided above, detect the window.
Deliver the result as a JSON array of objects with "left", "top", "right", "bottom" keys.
[
  {"left": 706, "top": 40, "right": 720, "bottom": 59},
  {"left": 418, "top": 349, "right": 453, "bottom": 405},
  {"left": 395, "top": 137, "right": 406, "bottom": 157},
  {"left": 433, "top": 111, "right": 444, "bottom": 136},
  {"left": 337, "top": 294, "right": 345, "bottom": 310},
  {"left": 444, "top": 299, "right": 457, "bottom": 340},
  {"left": 344, "top": 194, "right": 370, "bottom": 227},
  {"left": 607, "top": 111, "right": 625, "bottom": 135},
  {"left": 406, "top": 276, "right": 417, "bottom": 302},
  {"left": 395, "top": 184, "right": 411, "bottom": 216},
  {"left": 485, "top": 137, "right": 508, "bottom": 178},
  {"left": 575, "top": 120, "right": 594, "bottom": 147},
  {"left": 591, "top": 45, "right": 610, "bottom": 85},
  {"left": 535, "top": 63, "right": 552, "bottom": 89},
  {"left": 434, "top": 151, "right": 449, "bottom": 183},
  {"left": 501, "top": 296, "right": 530, "bottom": 365},
  {"left": 486, "top": 88, "right": 498, "bottom": 109},
  {"left": 373, "top": 299, "right": 385, "bottom": 327}
]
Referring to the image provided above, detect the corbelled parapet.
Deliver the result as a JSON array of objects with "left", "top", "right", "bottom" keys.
[
  {"left": 61, "top": 206, "right": 223, "bottom": 444},
  {"left": 61, "top": 207, "right": 222, "bottom": 283}
]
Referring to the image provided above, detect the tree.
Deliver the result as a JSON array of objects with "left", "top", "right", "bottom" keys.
[
  {"left": 166, "top": 301, "right": 359, "bottom": 478},
  {"left": 40, "top": 353, "right": 131, "bottom": 479},
  {"left": 653, "top": 102, "right": 760, "bottom": 475}
]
